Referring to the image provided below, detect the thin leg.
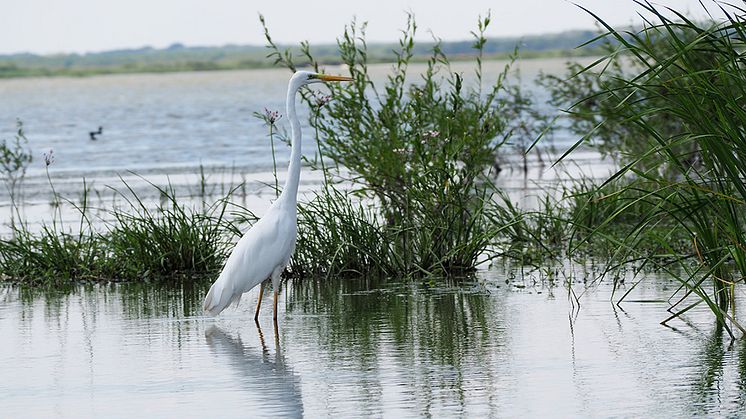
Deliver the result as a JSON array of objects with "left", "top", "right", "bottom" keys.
[
  {"left": 273, "top": 318, "right": 279, "bottom": 347},
  {"left": 254, "top": 282, "right": 265, "bottom": 321},
  {"left": 273, "top": 290, "right": 278, "bottom": 322}
]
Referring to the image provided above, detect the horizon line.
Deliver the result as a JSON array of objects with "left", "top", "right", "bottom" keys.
[{"left": 0, "top": 27, "right": 604, "bottom": 58}]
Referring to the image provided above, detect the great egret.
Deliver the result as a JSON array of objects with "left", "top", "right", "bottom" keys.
[{"left": 203, "top": 70, "right": 353, "bottom": 320}]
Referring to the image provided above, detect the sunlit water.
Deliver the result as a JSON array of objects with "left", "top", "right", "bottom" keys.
[{"left": 2, "top": 272, "right": 745, "bottom": 417}]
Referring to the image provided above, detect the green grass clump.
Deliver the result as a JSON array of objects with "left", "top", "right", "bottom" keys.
[
  {"left": 0, "top": 224, "right": 104, "bottom": 283},
  {"left": 104, "top": 179, "right": 246, "bottom": 280},
  {"left": 0, "top": 183, "right": 106, "bottom": 283},
  {"left": 292, "top": 187, "right": 395, "bottom": 279},
  {"left": 0, "top": 178, "right": 248, "bottom": 284}
]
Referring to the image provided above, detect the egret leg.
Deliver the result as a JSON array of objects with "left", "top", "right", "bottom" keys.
[
  {"left": 273, "top": 319, "right": 279, "bottom": 347},
  {"left": 273, "top": 290, "right": 279, "bottom": 322},
  {"left": 255, "top": 282, "right": 265, "bottom": 321}
]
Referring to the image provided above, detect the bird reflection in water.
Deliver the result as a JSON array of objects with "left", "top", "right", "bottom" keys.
[{"left": 204, "top": 322, "right": 303, "bottom": 417}]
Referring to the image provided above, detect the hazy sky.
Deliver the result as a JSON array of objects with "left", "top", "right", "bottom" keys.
[{"left": 0, "top": 0, "right": 717, "bottom": 55}]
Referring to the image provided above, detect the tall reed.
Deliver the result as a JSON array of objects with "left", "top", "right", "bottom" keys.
[{"left": 561, "top": 1, "right": 746, "bottom": 336}]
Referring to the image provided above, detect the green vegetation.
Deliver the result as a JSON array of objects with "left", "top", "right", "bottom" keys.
[
  {"left": 0, "top": 13, "right": 557, "bottom": 283},
  {"left": 3, "top": 3, "right": 746, "bottom": 336},
  {"left": 0, "top": 29, "right": 605, "bottom": 79},
  {"left": 541, "top": 1, "right": 746, "bottom": 336},
  {"left": 0, "top": 178, "right": 248, "bottom": 283},
  {"left": 265, "top": 13, "right": 551, "bottom": 278},
  {"left": 0, "top": 120, "right": 32, "bottom": 233}
]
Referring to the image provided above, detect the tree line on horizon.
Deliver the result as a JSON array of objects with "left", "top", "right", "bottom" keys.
[{"left": 0, "top": 29, "right": 603, "bottom": 78}]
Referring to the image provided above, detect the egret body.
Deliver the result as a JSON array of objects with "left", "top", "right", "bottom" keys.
[{"left": 203, "top": 71, "right": 352, "bottom": 320}]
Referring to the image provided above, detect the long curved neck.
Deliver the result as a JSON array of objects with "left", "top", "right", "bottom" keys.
[{"left": 280, "top": 81, "right": 302, "bottom": 204}]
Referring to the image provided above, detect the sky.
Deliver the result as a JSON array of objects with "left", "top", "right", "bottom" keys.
[{"left": 0, "top": 0, "right": 718, "bottom": 55}]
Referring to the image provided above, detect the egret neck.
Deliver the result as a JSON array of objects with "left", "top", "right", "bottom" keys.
[{"left": 280, "top": 78, "right": 303, "bottom": 203}]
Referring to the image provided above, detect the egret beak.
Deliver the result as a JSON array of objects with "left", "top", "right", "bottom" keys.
[{"left": 317, "top": 74, "right": 354, "bottom": 82}]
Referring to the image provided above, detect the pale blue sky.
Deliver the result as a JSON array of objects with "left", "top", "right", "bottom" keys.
[{"left": 0, "top": 0, "right": 716, "bottom": 55}]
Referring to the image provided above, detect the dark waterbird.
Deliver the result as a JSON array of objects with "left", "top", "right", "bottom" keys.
[{"left": 89, "top": 126, "right": 103, "bottom": 141}]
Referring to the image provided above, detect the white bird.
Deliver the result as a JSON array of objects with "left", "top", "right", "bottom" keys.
[{"left": 203, "top": 70, "right": 353, "bottom": 321}]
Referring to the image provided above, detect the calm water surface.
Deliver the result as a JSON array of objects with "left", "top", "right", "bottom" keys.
[
  {"left": 2, "top": 272, "right": 745, "bottom": 417},
  {"left": 0, "top": 59, "right": 569, "bottom": 177},
  {"left": 0, "top": 58, "right": 609, "bottom": 228}
]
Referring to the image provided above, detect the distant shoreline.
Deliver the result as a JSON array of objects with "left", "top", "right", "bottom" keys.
[
  {"left": 0, "top": 49, "right": 599, "bottom": 79},
  {"left": 0, "top": 29, "right": 605, "bottom": 79}
]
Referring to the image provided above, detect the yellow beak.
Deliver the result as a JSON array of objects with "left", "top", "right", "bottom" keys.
[{"left": 317, "top": 74, "right": 354, "bottom": 82}]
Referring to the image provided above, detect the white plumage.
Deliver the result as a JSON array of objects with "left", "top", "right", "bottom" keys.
[{"left": 203, "top": 201, "right": 296, "bottom": 315}]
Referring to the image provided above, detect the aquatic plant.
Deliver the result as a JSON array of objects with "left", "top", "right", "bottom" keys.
[
  {"left": 104, "top": 178, "right": 249, "bottom": 280},
  {"left": 262, "top": 12, "right": 546, "bottom": 277},
  {"left": 0, "top": 14, "right": 577, "bottom": 286},
  {"left": 0, "top": 182, "right": 106, "bottom": 282},
  {"left": 560, "top": 1, "right": 746, "bottom": 336},
  {"left": 0, "top": 120, "right": 33, "bottom": 233},
  {"left": 253, "top": 108, "right": 283, "bottom": 197},
  {"left": 0, "top": 176, "right": 251, "bottom": 283},
  {"left": 292, "top": 186, "right": 395, "bottom": 279}
]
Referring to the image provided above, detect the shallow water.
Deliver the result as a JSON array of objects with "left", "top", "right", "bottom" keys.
[
  {"left": 0, "top": 57, "right": 610, "bottom": 234},
  {"left": 0, "top": 59, "right": 573, "bottom": 178},
  {"left": 2, "top": 272, "right": 745, "bottom": 417},
  {"left": 0, "top": 58, "right": 587, "bottom": 191},
  {"left": 4, "top": 58, "right": 735, "bottom": 418}
]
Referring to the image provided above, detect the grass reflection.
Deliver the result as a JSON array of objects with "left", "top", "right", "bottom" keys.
[
  {"left": 5, "top": 276, "right": 746, "bottom": 416},
  {"left": 285, "top": 276, "right": 506, "bottom": 415},
  {"left": 686, "top": 321, "right": 746, "bottom": 414},
  {"left": 116, "top": 280, "right": 210, "bottom": 318},
  {"left": 4, "top": 280, "right": 210, "bottom": 320},
  {"left": 287, "top": 276, "right": 500, "bottom": 359}
]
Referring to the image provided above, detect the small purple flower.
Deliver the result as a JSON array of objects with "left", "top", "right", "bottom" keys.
[
  {"left": 43, "top": 149, "right": 54, "bottom": 166},
  {"left": 315, "top": 94, "right": 333, "bottom": 108},
  {"left": 421, "top": 130, "right": 440, "bottom": 145},
  {"left": 264, "top": 108, "right": 282, "bottom": 125}
]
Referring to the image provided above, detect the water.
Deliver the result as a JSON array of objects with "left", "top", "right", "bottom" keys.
[
  {"left": 2, "top": 273, "right": 745, "bottom": 417},
  {"left": 0, "top": 59, "right": 571, "bottom": 177},
  {"left": 2, "top": 60, "right": 716, "bottom": 416},
  {"left": 0, "top": 58, "right": 610, "bottom": 228}
]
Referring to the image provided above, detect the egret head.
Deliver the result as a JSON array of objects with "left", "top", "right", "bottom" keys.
[{"left": 292, "top": 70, "right": 353, "bottom": 88}]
